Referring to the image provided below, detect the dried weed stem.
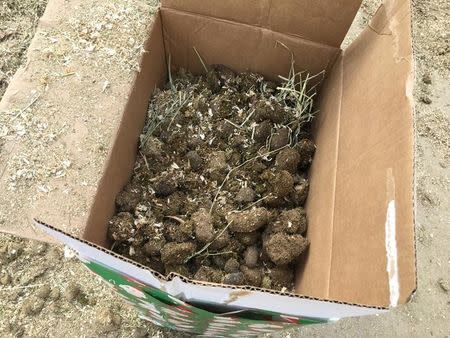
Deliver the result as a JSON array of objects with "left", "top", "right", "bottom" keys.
[{"left": 185, "top": 221, "right": 233, "bottom": 262}]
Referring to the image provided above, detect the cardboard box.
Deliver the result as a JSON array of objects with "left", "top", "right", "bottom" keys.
[{"left": 32, "top": 0, "right": 416, "bottom": 335}]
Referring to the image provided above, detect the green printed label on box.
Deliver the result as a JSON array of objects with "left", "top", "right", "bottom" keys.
[{"left": 83, "top": 259, "right": 327, "bottom": 336}]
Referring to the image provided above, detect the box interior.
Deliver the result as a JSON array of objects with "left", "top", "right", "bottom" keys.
[{"left": 83, "top": 0, "right": 415, "bottom": 309}]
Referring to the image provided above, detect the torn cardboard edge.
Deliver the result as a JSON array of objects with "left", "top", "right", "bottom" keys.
[{"left": 34, "top": 219, "right": 387, "bottom": 319}]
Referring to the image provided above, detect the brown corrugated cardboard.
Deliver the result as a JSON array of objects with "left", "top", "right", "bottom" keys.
[
  {"left": 11, "top": 0, "right": 417, "bottom": 333},
  {"left": 298, "top": 0, "right": 416, "bottom": 307},
  {"left": 161, "top": 0, "right": 362, "bottom": 46},
  {"left": 328, "top": 0, "right": 415, "bottom": 306},
  {"left": 296, "top": 52, "right": 345, "bottom": 299},
  {"left": 160, "top": 8, "right": 340, "bottom": 82}
]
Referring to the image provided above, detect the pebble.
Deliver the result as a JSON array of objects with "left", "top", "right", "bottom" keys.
[
  {"left": 64, "top": 282, "right": 81, "bottom": 301},
  {"left": 208, "top": 151, "right": 228, "bottom": 181},
  {"left": 0, "top": 245, "right": 7, "bottom": 262},
  {"left": 19, "top": 266, "right": 47, "bottom": 285},
  {"left": 132, "top": 327, "right": 149, "bottom": 338},
  {"left": 0, "top": 272, "right": 12, "bottom": 285},
  {"left": 29, "top": 241, "right": 48, "bottom": 256},
  {"left": 49, "top": 287, "right": 61, "bottom": 300},
  {"left": 6, "top": 290, "right": 22, "bottom": 302},
  {"left": 421, "top": 96, "right": 432, "bottom": 104},
  {"left": 21, "top": 297, "right": 45, "bottom": 316},
  {"left": 35, "top": 284, "right": 51, "bottom": 299},
  {"left": 422, "top": 73, "right": 432, "bottom": 84},
  {"left": 47, "top": 246, "right": 63, "bottom": 261},
  {"left": 6, "top": 243, "right": 23, "bottom": 262},
  {"left": 438, "top": 278, "right": 449, "bottom": 292},
  {"left": 96, "top": 307, "right": 122, "bottom": 333}
]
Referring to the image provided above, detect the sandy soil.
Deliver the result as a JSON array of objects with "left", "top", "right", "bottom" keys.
[
  {"left": 0, "top": 0, "right": 47, "bottom": 98},
  {"left": 0, "top": 0, "right": 448, "bottom": 337}
]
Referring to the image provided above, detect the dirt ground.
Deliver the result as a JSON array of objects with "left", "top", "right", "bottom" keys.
[
  {"left": 0, "top": 0, "right": 48, "bottom": 98},
  {"left": 0, "top": 0, "right": 449, "bottom": 337}
]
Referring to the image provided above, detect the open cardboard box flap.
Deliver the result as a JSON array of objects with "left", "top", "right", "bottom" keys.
[
  {"left": 32, "top": 0, "right": 415, "bottom": 321},
  {"left": 301, "top": 0, "right": 415, "bottom": 307}
]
